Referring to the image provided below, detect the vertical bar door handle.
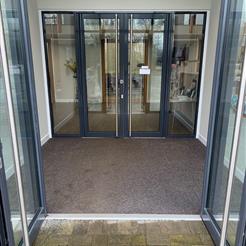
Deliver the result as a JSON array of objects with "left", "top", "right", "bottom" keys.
[
  {"left": 129, "top": 14, "right": 133, "bottom": 137},
  {"left": 115, "top": 14, "right": 118, "bottom": 137}
]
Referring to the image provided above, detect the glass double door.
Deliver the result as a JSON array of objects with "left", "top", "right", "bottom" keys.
[{"left": 81, "top": 13, "right": 167, "bottom": 137}]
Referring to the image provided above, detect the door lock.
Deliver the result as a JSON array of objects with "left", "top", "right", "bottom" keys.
[
  {"left": 120, "top": 94, "right": 124, "bottom": 99},
  {"left": 120, "top": 79, "right": 124, "bottom": 85}
]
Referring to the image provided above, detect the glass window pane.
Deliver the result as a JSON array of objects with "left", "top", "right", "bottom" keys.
[
  {"left": 168, "top": 13, "right": 205, "bottom": 135},
  {"left": 44, "top": 13, "right": 80, "bottom": 135},
  {"left": 84, "top": 18, "right": 118, "bottom": 132}
]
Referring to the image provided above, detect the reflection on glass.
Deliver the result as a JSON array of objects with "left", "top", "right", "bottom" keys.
[
  {"left": 206, "top": 0, "right": 246, "bottom": 236},
  {"left": 44, "top": 13, "right": 80, "bottom": 134},
  {"left": 129, "top": 18, "right": 165, "bottom": 132},
  {"left": 168, "top": 14, "right": 205, "bottom": 135},
  {"left": 226, "top": 3, "right": 246, "bottom": 245},
  {"left": 84, "top": 18, "right": 118, "bottom": 132}
]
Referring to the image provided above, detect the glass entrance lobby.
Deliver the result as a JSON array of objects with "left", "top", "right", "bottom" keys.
[
  {"left": 1, "top": 0, "right": 246, "bottom": 244},
  {"left": 42, "top": 12, "right": 206, "bottom": 138}
]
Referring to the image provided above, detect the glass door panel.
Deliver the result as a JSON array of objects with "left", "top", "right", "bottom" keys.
[
  {"left": 128, "top": 15, "right": 165, "bottom": 134},
  {"left": 202, "top": 0, "right": 246, "bottom": 244},
  {"left": 83, "top": 16, "right": 119, "bottom": 134},
  {"left": 206, "top": 0, "right": 245, "bottom": 231},
  {"left": 1, "top": 0, "right": 41, "bottom": 225},
  {"left": 1, "top": 0, "right": 45, "bottom": 244}
]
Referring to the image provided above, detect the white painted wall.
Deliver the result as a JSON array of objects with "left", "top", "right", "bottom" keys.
[
  {"left": 28, "top": 0, "right": 221, "bottom": 145},
  {"left": 27, "top": 0, "right": 51, "bottom": 145},
  {"left": 196, "top": 0, "right": 221, "bottom": 145},
  {"left": 36, "top": 0, "right": 211, "bottom": 11}
]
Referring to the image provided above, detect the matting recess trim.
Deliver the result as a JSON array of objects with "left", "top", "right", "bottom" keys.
[{"left": 46, "top": 214, "right": 202, "bottom": 221}]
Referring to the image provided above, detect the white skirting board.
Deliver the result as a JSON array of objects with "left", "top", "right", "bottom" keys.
[
  {"left": 41, "top": 133, "right": 50, "bottom": 146},
  {"left": 197, "top": 134, "right": 207, "bottom": 146}
]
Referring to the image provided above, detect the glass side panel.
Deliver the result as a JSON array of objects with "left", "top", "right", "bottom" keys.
[
  {"left": 168, "top": 13, "right": 205, "bottom": 135},
  {"left": 44, "top": 13, "right": 80, "bottom": 135},
  {"left": 206, "top": 0, "right": 245, "bottom": 234},
  {"left": 83, "top": 18, "right": 118, "bottom": 132},
  {"left": 1, "top": 0, "right": 41, "bottom": 228},
  {"left": 129, "top": 18, "right": 165, "bottom": 132},
  {"left": 0, "top": 54, "right": 23, "bottom": 245},
  {"left": 226, "top": 2, "right": 246, "bottom": 244}
]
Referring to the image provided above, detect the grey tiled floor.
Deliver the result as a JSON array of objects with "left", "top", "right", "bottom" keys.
[{"left": 33, "top": 220, "right": 215, "bottom": 246}]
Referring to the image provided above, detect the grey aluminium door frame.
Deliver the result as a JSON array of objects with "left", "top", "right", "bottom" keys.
[
  {"left": 0, "top": 0, "right": 47, "bottom": 244},
  {"left": 0, "top": 5, "right": 30, "bottom": 245},
  {"left": 201, "top": 0, "right": 231, "bottom": 241},
  {"left": 201, "top": 0, "right": 246, "bottom": 245}
]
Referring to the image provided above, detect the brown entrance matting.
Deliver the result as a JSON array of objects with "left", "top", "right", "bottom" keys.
[{"left": 42, "top": 138, "right": 206, "bottom": 214}]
